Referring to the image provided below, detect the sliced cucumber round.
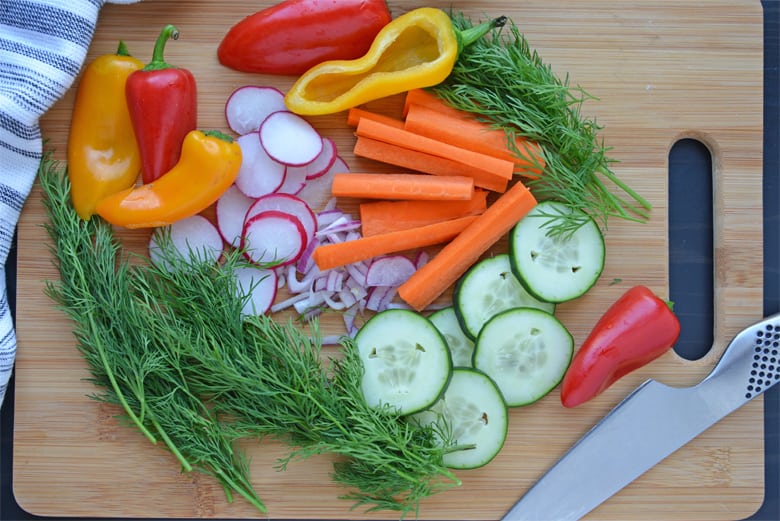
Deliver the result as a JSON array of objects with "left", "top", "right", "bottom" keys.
[
  {"left": 355, "top": 309, "right": 452, "bottom": 415},
  {"left": 454, "top": 254, "right": 556, "bottom": 340},
  {"left": 409, "top": 368, "right": 508, "bottom": 469},
  {"left": 473, "top": 307, "right": 573, "bottom": 407},
  {"left": 509, "top": 201, "right": 605, "bottom": 303},
  {"left": 428, "top": 306, "right": 475, "bottom": 367}
]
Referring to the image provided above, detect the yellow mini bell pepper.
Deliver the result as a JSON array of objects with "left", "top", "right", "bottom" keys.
[
  {"left": 284, "top": 8, "right": 505, "bottom": 116},
  {"left": 67, "top": 41, "right": 143, "bottom": 220},
  {"left": 95, "top": 130, "right": 242, "bottom": 228}
]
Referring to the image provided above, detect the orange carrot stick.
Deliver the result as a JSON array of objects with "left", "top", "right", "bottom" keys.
[
  {"left": 403, "top": 88, "right": 465, "bottom": 119},
  {"left": 355, "top": 118, "right": 514, "bottom": 181},
  {"left": 398, "top": 180, "right": 538, "bottom": 311},
  {"left": 359, "top": 190, "right": 488, "bottom": 236},
  {"left": 353, "top": 137, "right": 508, "bottom": 193},
  {"left": 312, "top": 215, "right": 479, "bottom": 271},
  {"left": 331, "top": 172, "right": 474, "bottom": 201},
  {"left": 405, "top": 103, "right": 545, "bottom": 175},
  {"left": 347, "top": 107, "right": 405, "bottom": 129}
]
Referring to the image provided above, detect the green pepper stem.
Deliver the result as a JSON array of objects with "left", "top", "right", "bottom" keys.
[
  {"left": 116, "top": 40, "right": 131, "bottom": 57},
  {"left": 143, "top": 24, "right": 179, "bottom": 72},
  {"left": 456, "top": 16, "right": 507, "bottom": 53},
  {"left": 202, "top": 129, "right": 234, "bottom": 143}
]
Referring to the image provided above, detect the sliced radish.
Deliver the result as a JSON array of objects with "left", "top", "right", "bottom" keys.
[
  {"left": 285, "top": 137, "right": 337, "bottom": 181},
  {"left": 241, "top": 210, "right": 307, "bottom": 267},
  {"left": 216, "top": 184, "right": 254, "bottom": 248},
  {"left": 235, "top": 132, "right": 286, "bottom": 198},
  {"left": 225, "top": 86, "right": 287, "bottom": 135},
  {"left": 276, "top": 164, "right": 307, "bottom": 195},
  {"left": 365, "top": 285, "right": 398, "bottom": 312},
  {"left": 298, "top": 155, "right": 348, "bottom": 211},
  {"left": 233, "top": 265, "right": 278, "bottom": 317},
  {"left": 365, "top": 255, "right": 417, "bottom": 287},
  {"left": 149, "top": 215, "right": 224, "bottom": 271},
  {"left": 259, "top": 110, "right": 323, "bottom": 166},
  {"left": 245, "top": 193, "right": 317, "bottom": 247}
]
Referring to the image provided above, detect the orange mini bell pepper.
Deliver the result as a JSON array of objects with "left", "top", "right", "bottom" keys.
[
  {"left": 95, "top": 130, "right": 242, "bottom": 228},
  {"left": 67, "top": 41, "right": 143, "bottom": 220}
]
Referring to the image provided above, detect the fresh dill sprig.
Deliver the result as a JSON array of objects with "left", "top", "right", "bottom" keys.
[
  {"left": 39, "top": 157, "right": 266, "bottom": 513},
  {"left": 141, "top": 245, "right": 461, "bottom": 516},
  {"left": 434, "top": 14, "right": 652, "bottom": 235},
  {"left": 38, "top": 156, "right": 460, "bottom": 518}
]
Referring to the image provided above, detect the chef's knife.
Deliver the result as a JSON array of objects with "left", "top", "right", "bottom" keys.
[{"left": 502, "top": 312, "right": 780, "bottom": 521}]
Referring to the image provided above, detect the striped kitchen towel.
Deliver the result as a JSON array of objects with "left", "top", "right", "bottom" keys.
[{"left": 0, "top": 0, "right": 142, "bottom": 407}]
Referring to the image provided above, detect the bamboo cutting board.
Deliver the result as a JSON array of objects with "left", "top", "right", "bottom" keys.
[{"left": 12, "top": 1, "right": 765, "bottom": 520}]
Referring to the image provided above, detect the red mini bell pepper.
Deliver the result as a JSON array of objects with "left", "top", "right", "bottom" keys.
[
  {"left": 217, "top": 0, "right": 392, "bottom": 75},
  {"left": 560, "top": 285, "right": 681, "bottom": 408},
  {"left": 126, "top": 24, "right": 197, "bottom": 184}
]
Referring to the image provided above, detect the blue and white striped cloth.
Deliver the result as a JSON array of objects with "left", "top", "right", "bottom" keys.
[{"left": 0, "top": 0, "right": 142, "bottom": 407}]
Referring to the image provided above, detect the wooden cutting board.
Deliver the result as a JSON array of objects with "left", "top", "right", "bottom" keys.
[{"left": 12, "top": 0, "right": 766, "bottom": 519}]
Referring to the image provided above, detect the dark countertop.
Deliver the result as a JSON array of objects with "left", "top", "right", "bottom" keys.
[{"left": 0, "top": 2, "right": 777, "bottom": 520}]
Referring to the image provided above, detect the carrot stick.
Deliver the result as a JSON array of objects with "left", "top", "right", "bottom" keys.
[
  {"left": 403, "top": 88, "right": 466, "bottom": 119},
  {"left": 398, "top": 180, "right": 538, "bottom": 311},
  {"left": 405, "top": 103, "right": 545, "bottom": 176},
  {"left": 359, "top": 190, "right": 488, "bottom": 236},
  {"left": 312, "top": 215, "right": 479, "bottom": 271},
  {"left": 331, "top": 172, "right": 474, "bottom": 201},
  {"left": 355, "top": 118, "right": 515, "bottom": 182},
  {"left": 347, "top": 107, "right": 405, "bottom": 129},
  {"left": 353, "top": 137, "right": 508, "bottom": 193}
]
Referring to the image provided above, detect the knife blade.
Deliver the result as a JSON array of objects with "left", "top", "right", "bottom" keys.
[{"left": 501, "top": 312, "right": 780, "bottom": 521}]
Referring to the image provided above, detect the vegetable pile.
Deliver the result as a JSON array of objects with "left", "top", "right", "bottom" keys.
[{"left": 46, "top": 2, "right": 681, "bottom": 518}]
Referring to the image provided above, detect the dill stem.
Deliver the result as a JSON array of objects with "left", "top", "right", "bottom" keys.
[
  {"left": 149, "top": 416, "right": 193, "bottom": 472},
  {"left": 596, "top": 166, "right": 652, "bottom": 212},
  {"left": 213, "top": 469, "right": 266, "bottom": 513},
  {"left": 88, "top": 315, "right": 158, "bottom": 444}
]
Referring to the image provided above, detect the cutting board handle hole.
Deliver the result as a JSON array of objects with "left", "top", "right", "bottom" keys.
[{"left": 668, "top": 138, "right": 714, "bottom": 361}]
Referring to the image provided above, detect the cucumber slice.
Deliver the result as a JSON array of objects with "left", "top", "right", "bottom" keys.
[
  {"left": 355, "top": 309, "right": 452, "bottom": 415},
  {"left": 454, "top": 254, "right": 555, "bottom": 340},
  {"left": 409, "top": 368, "right": 508, "bottom": 469},
  {"left": 509, "top": 201, "right": 605, "bottom": 303},
  {"left": 473, "top": 307, "right": 573, "bottom": 407},
  {"left": 428, "top": 306, "right": 475, "bottom": 367}
]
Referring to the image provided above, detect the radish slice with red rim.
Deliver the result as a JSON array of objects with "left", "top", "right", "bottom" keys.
[
  {"left": 276, "top": 163, "right": 307, "bottom": 195},
  {"left": 235, "top": 132, "right": 286, "bottom": 198},
  {"left": 298, "top": 155, "right": 348, "bottom": 211},
  {"left": 241, "top": 210, "right": 307, "bottom": 267},
  {"left": 233, "top": 265, "right": 278, "bottom": 317},
  {"left": 216, "top": 184, "right": 254, "bottom": 248},
  {"left": 149, "top": 215, "right": 223, "bottom": 271},
  {"left": 225, "top": 86, "right": 287, "bottom": 135},
  {"left": 365, "top": 255, "right": 417, "bottom": 287},
  {"left": 285, "top": 137, "right": 337, "bottom": 181},
  {"left": 245, "top": 193, "right": 317, "bottom": 247},
  {"left": 259, "top": 110, "right": 323, "bottom": 166}
]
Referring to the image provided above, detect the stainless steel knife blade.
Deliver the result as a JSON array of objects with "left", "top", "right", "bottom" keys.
[{"left": 501, "top": 312, "right": 780, "bottom": 521}]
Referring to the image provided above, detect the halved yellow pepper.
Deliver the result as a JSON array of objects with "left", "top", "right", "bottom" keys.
[
  {"left": 95, "top": 130, "right": 242, "bottom": 228},
  {"left": 67, "top": 41, "right": 143, "bottom": 220},
  {"left": 284, "top": 8, "right": 504, "bottom": 116}
]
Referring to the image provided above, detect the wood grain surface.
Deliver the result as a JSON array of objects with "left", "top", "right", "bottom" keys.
[{"left": 12, "top": 1, "right": 765, "bottom": 519}]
